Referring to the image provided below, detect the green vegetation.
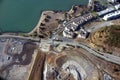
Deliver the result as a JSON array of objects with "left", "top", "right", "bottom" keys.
[
  {"left": 92, "top": 11, "right": 98, "bottom": 17},
  {"left": 29, "top": 31, "right": 38, "bottom": 38},
  {"left": 107, "top": 52, "right": 113, "bottom": 54},
  {"left": 107, "top": 25, "right": 120, "bottom": 48}
]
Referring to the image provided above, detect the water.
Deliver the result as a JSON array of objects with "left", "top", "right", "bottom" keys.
[{"left": 0, "top": 0, "right": 88, "bottom": 33}]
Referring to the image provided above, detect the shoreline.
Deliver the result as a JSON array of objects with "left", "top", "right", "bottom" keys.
[
  {"left": 26, "top": 4, "right": 88, "bottom": 35},
  {"left": 27, "top": 0, "right": 90, "bottom": 35},
  {"left": 27, "top": 11, "right": 47, "bottom": 35},
  {"left": 1, "top": 3, "right": 90, "bottom": 36},
  {"left": 27, "top": 11, "right": 60, "bottom": 35}
]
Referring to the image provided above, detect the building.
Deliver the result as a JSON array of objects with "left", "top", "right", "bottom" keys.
[
  {"left": 64, "top": 13, "right": 93, "bottom": 29},
  {"left": 63, "top": 30, "right": 75, "bottom": 38},
  {"left": 97, "top": 7, "right": 115, "bottom": 16},
  {"left": 108, "top": 0, "right": 118, "bottom": 3},
  {"left": 77, "top": 28, "right": 89, "bottom": 39},
  {"left": 65, "top": 22, "right": 78, "bottom": 31},
  {"left": 62, "top": 13, "right": 93, "bottom": 38},
  {"left": 103, "top": 10, "right": 120, "bottom": 20},
  {"left": 97, "top": 4, "right": 120, "bottom": 16},
  {"left": 82, "top": 13, "right": 93, "bottom": 21},
  {"left": 63, "top": 22, "right": 78, "bottom": 38},
  {"left": 115, "top": 4, "right": 120, "bottom": 9}
]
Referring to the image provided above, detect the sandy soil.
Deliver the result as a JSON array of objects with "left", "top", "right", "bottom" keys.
[{"left": 28, "top": 51, "right": 46, "bottom": 80}]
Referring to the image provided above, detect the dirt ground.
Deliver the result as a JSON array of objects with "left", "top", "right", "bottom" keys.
[
  {"left": 45, "top": 49, "right": 100, "bottom": 80},
  {"left": 46, "top": 48, "right": 120, "bottom": 80},
  {"left": 36, "top": 11, "right": 65, "bottom": 38},
  {"left": 78, "top": 48, "right": 120, "bottom": 80},
  {"left": 28, "top": 51, "right": 46, "bottom": 80}
]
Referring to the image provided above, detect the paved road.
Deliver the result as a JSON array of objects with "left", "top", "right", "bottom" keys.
[
  {"left": 86, "top": 21, "right": 113, "bottom": 32},
  {"left": 0, "top": 35, "right": 120, "bottom": 65},
  {"left": 49, "top": 35, "right": 120, "bottom": 65},
  {"left": 52, "top": 39, "right": 120, "bottom": 65},
  {"left": 0, "top": 35, "right": 40, "bottom": 42}
]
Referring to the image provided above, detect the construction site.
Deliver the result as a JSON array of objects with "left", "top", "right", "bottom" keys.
[
  {"left": 0, "top": 37, "right": 37, "bottom": 80},
  {"left": 43, "top": 47, "right": 120, "bottom": 80},
  {"left": 0, "top": 36, "right": 120, "bottom": 80}
]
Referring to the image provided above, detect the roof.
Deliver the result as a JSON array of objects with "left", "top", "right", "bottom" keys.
[
  {"left": 103, "top": 10, "right": 120, "bottom": 20},
  {"left": 97, "top": 7, "right": 115, "bottom": 16},
  {"left": 97, "top": 4, "right": 120, "bottom": 16},
  {"left": 115, "top": 4, "right": 120, "bottom": 10}
]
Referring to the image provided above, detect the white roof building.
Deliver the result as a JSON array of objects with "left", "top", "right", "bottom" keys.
[
  {"left": 65, "top": 22, "right": 78, "bottom": 31},
  {"left": 63, "top": 30, "right": 74, "bottom": 38},
  {"left": 77, "top": 28, "right": 88, "bottom": 39},
  {"left": 62, "top": 13, "right": 93, "bottom": 39},
  {"left": 108, "top": 0, "right": 118, "bottom": 3},
  {"left": 97, "top": 7, "right": 115, "bottom": 16},
  {"left": 115, "top": 4, "right": 120, "bottom": 10},
  {"left": 103, "top": 10, "right": 120, "bottom": 20},
  {"left": 97, "top": 4, "right": 120, "bottom": 16},
  {"left": 71, "top": 22, "right": 78, "bottom": 31}
]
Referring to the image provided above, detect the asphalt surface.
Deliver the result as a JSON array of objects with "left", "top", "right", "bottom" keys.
[{"left": 86, "top": 21, "right": 113, "bottom": 32}]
